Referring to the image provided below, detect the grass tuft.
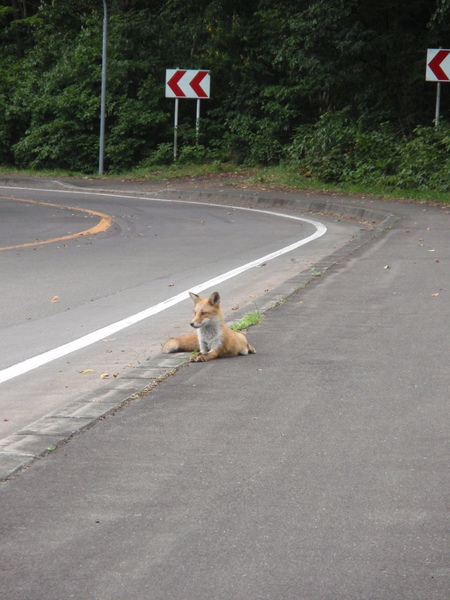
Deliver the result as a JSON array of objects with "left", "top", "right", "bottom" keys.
[{"left": 230, "top": 311, "right": 262, "bottom": 332}]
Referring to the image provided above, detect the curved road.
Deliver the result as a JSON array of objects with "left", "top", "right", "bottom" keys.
[
  {"left": 0, "top": 182, "right": 359, "bottom": 438},
  {"left": 0, "top": 177, "right": 448, "bottom": 600}
]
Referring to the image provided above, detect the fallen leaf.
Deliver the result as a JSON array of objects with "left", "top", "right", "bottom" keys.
[
  {"left": 100, "top": 373, "right": 109, "bottom": 379},
  {"left": 50, "top": 295, "right": 59, "bottom": 303},
  {"left": 231, "top": 305, "right": 240, "bottom": 311},
  {"left": 79, "top": 369, "right": 95, "bottom": 374},
  {"left": 431, "top": 293, "right": 439, "bottom": 297},
  {"left": 384, "top": 265, "right": 390, "bottom": 269}
]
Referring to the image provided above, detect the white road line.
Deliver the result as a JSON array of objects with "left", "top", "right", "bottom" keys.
[{"left": 0, "top": 187, "right": 326, "bottom": 384}]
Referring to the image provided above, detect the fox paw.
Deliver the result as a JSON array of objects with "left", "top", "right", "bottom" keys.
[{"left": 190, "top": 354, "right": 206, "bottom": 362}]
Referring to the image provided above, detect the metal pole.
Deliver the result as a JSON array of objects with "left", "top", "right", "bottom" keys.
[
  {"left": 435, "top": 82, "right": 441, "bottom": 127},
  {"left": 173, "top": 98, "right": 179, "bottom": 161},
  {"left": 98, "top": 0, "right": 107, "bottom": 174},
  {"left": 196, "top": 99, "right": 200, "bottom": 145}
]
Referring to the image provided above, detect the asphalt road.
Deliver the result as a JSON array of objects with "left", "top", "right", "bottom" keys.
[
  {"left": 0, "top": 179, "right": 360, "bottom": 438},
  {"left": 0, "top": 177, "right": 448, "bottom": 599}
]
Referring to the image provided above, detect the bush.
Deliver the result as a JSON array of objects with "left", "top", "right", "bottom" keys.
[
  {"left": 221, "top": 114, "right": 285, "bottom": 165},
  {"left": 12, "top": 119, "right": 98, "bottom": 172},
  {"left": 177, "top": 145, "right": 209, "bottom": 165},
  {"left": 142, "top": 143, "right": 174, "bottom": 166},
  {"left": 287, "top": 111, "right": 359, "bottom": 182},
  {"left": 287, "top": 111, "right": 450, "bottom": 192},
  {"left": 395, "top": 125, "right": 450, "bottom": 191}
]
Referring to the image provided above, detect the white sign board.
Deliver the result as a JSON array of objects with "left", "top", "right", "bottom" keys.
[
  {"left": 426, "top": 49, "right": 450, "bottom": 82},
  {"left": 165, "top": 69, "right": 210, "bottom": 99}
]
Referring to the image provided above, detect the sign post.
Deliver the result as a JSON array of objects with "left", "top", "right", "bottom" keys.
[
  {"left": 426, "top": 48, "right": 450, "bottom": 126},
  {"left": 165, "top": 69, "right": 211, "bottom": 159},
  {"left": 435, "top": 82, "right": 442, "bottom": 127},
  {"left": 173, "top": 98, "right": 179, "bottom": 162},
  {"left": 196, "top": 99, "right": 201, "bottom": 145}
]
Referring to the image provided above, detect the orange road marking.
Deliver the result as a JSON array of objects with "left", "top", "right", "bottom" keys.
[{"left": 0, "top": 196, "right": 113, "bottom": 250}]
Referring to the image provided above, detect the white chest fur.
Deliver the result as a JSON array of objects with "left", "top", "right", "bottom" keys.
[{"left": 197, "top": 318, "right": 223, "bottom": 353}]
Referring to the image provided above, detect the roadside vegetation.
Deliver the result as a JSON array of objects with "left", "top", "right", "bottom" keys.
[
  {"left": 1, "top": 160, "right": 448, "bottom": 206},
  {"left": 1, "top": 1, "right": 449, "bottom": 205},
  {"left": 230, "top": 311, "right": 263, "bottom": 332}
]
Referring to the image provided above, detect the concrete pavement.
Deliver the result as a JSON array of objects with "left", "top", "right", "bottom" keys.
[
  {"left": 0, "top": 179, "right": 449, "bottom": 599},
  {"left": 0, "top": 177, "right": 397, "bottom": 480}
]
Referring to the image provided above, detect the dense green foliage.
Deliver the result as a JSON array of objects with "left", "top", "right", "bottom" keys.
[
  {"left": 288, "top": 112, "right": 450, "bottom": 192},
  {"left": 1, "top": 0, "right": 450, "bottom": 192}
]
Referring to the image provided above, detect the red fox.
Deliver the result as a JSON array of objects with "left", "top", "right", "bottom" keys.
[{"left": 163, "top": 291, "right": 256, "bottom": 362}]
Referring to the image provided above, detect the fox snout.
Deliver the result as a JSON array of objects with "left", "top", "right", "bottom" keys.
[{"left": 190, "top": 320, "right": 207, "bottom": 328}]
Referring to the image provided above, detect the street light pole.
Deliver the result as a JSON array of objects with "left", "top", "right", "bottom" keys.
[{"left": 98, "top": 0, "right": 107, "bottom": 175}]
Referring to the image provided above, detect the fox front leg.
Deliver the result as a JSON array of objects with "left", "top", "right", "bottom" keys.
[{"left": 190, "top": 349, "right": 220, "bottom": 362}]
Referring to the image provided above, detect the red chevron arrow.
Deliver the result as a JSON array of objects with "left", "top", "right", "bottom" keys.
[
  {"left": 167, "top": 69, "right": 187, "bottom": 97},
  {"left": 189, "top": 71, "right": 208, "bottom": 98},
  {"left": 428, "top": 50, "right": 450, "bottom": 81}
]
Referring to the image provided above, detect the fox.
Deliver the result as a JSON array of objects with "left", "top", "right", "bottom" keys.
[{"left": 163, "top": 291, "right": 256, "bottom": 362}]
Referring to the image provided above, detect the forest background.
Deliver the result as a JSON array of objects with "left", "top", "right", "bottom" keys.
[{"left": 1, "top": 0, "right": 450, "bottom": 198}]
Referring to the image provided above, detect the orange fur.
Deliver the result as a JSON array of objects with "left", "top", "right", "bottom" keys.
[{"left": 163, "top": 291, "right": 256, "bottom": 362}]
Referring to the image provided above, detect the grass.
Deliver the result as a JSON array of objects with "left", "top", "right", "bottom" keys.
[
  {"left": 0, "top": 162, "right": 241, "bottom": 181},
  {"left": 0, "top": 165, "right": 88, "bottom": 178},
  {"left": 1, "top": 163, "right": 449, "bottom": 205},
  {"left": 127, "top": 161, "right": 239, "bottom": 181},
  {"left": 230, "top": 311, "right": 263, "bottom": 332},
  {"left": 244, "top": 165, "right": 450, "bottom": 205}
]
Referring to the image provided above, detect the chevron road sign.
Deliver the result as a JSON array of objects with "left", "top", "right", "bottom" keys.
[
  {"left": 165, "top": 69, "right": 211, "bottom": 160},
  {"left": 165, "top": 69, "right": 210, "bottom": 99},
  {"left": 426, "top": 49, "right": 450, "bottom": 82},
  {"left": 426, "top": 49, "right": 450, "bottom": 126}
]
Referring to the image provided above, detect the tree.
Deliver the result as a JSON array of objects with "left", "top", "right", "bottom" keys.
[{"left": 1, "top": 0, "right": 450, "bottom": 171}]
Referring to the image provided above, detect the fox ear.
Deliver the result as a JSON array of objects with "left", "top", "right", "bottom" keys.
[
  {"left": 209, "top": 291, "right": 220, "bottom": 305},
  {"left": 189, "top": 292, "right": 200, "bottom": 303}
]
